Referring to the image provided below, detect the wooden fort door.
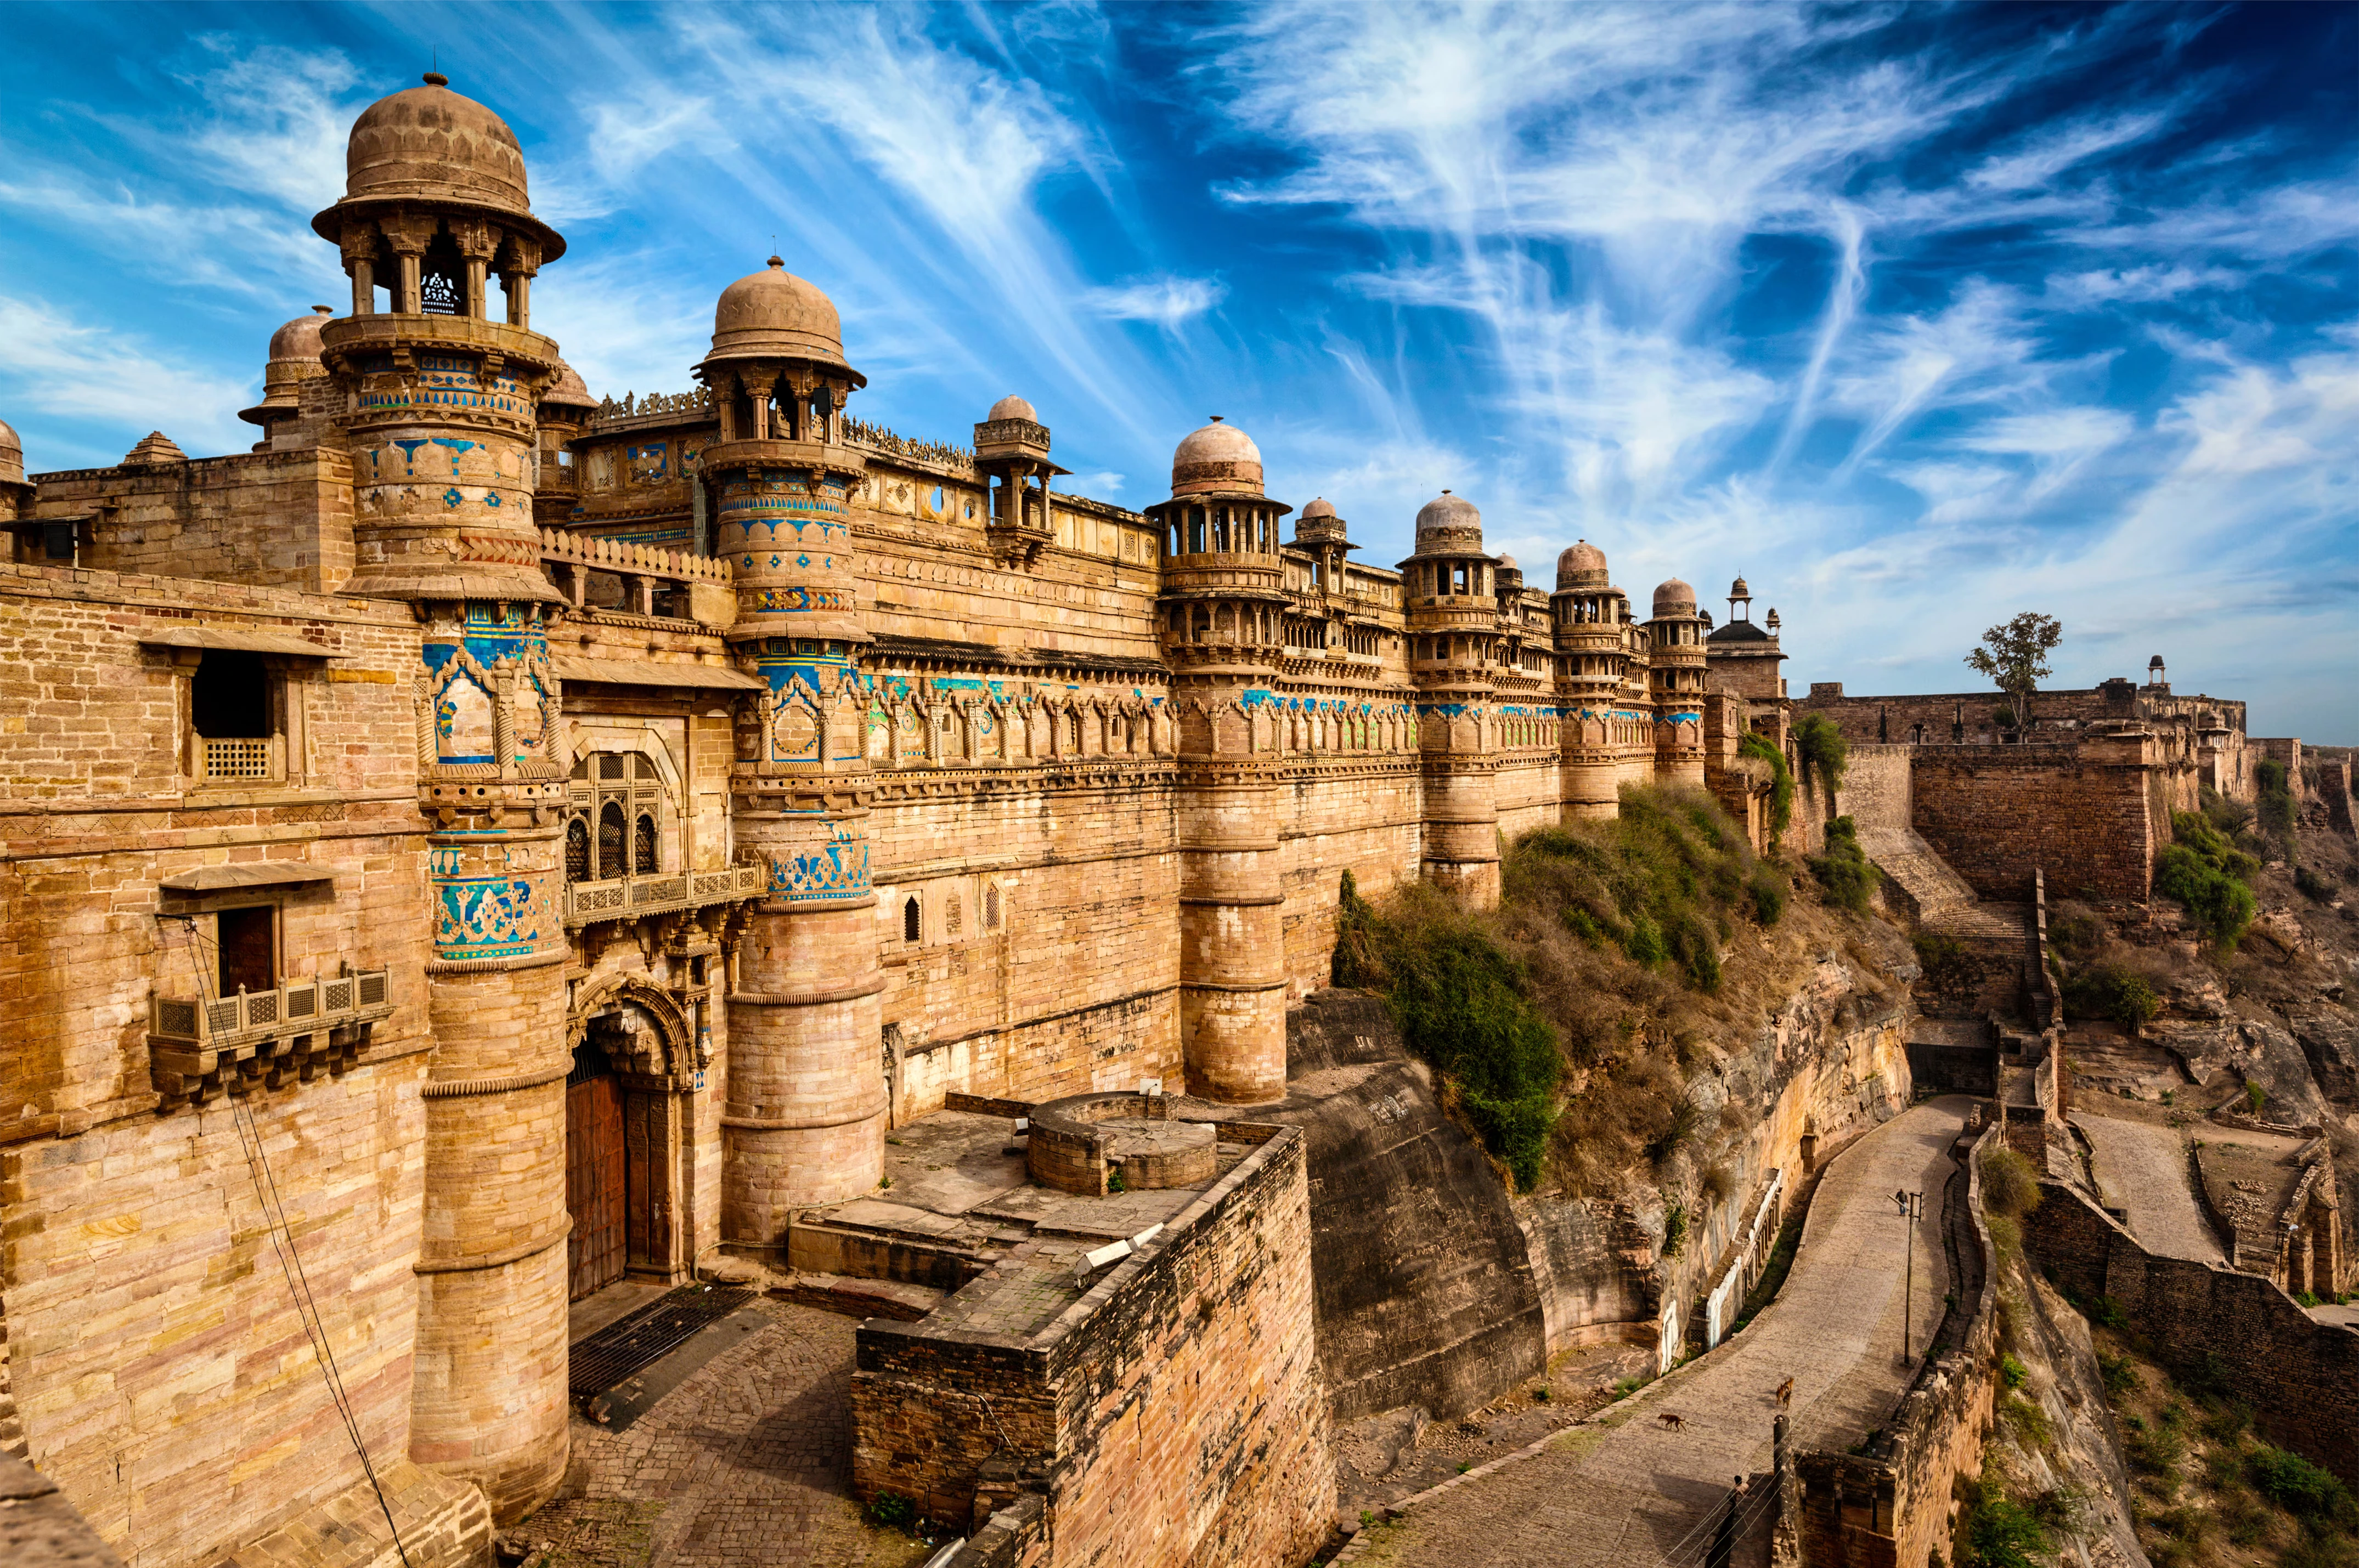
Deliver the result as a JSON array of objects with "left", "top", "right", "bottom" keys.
[{"left": 567, "top": 1056, "right": 627, "bottom": 1300}]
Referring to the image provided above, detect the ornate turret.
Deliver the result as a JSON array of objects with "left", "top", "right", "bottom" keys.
[
  {"left": 1646, "top": 576, "right": 1707, "bottom": 785},
  {"left": 1705, "top": 571, "right": 1786, "bottom": 704},
  {"left": 313, "top": 72, "right": 568, "bottom": 607},
  {"left": 1145, "top": 418, "right": 1292, "bottom": 1102},
  {"left": 309, "top": 72, "right": 573, "bottom": 1526},
  {"left": 974, "top": 394, "right": 1067, "bottom": 565},
  {"left": 1550, "top": 539, "right": 1634, "bottom": 818},
  {"left": 237, "top": 306, "right": 334, "bottom": 449},
  {"left": 1401, "top": 492, "right": 1502, "bottom": 905},
  {"left": 0, "top": 417, "right": 33, "bottom": 560},
  {"left": 692, "top": 258, "right": 888, "bottom": 1231},
  {"left": 533, "top": 358, "right": 596, "bottom": 523}
]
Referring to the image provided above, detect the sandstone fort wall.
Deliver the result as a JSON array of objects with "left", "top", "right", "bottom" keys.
[
  {"left": 2026, "top": 1177, "right": 2358, "bottom": 1486},
  {"left": 1909, "top": 746, "right": 2153, "bottom": 904}
]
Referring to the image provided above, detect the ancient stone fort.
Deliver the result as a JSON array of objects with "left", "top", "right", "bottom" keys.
[{"left": 3, "top": 73, "right": 2352, "bottom": 1568}]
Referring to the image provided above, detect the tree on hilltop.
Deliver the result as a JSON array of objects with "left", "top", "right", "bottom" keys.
[{"left": 1966, "top": 613, "right": 2062, "bottom": 734}]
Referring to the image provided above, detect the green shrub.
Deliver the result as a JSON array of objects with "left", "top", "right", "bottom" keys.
[
  {"left": 1509, "top": 788, "right": 1752, "bottom": 993},
  {"left": 1914, "top": 931, "right": 1976, "bottom": 994},
  {"left": 1330, "top": 877, "right": 1560, "bottom": 1191},
  {"left": 2246, "top": 1081, "right": 2267, "bottom": 1116},
  {"left": 1981, "top": 1146, "right": 2042, "bottom": 1218},
  {"left": 2258, "top": 760, "right": 2298, "bottom": 839},
  {"left": 2157, "top": 810, "right": 2259, "bottom": 949},
  {"left": 1792, "top": 714, "right": 1849, "bottom": 802},
  {"left": 2062, "top": 961, "right": 2160, "bottom": 1031},
  {"left": 1810, "top": 816, "right": 1878, "bottom": 913},
  {"left": 864, "top": 1492, "right": 918, "bottom": 1531},
  {"left": 1747, "top": 865, "right": 1788, "bottom": 926},
  {"left": 2048, "top": 907, "right": 2106, "bottom": 963},
  {"left": 2200, "top": 784, "right": 2255, "bottom": 837},
  {"left": 2295, "top": 864, "right": 2336, "bottom": 901},
  {"left": 2248, "top": 1446, "right": 2351, "bottom": 1516},
  {"left": 1624, "top": 914, "right": 1668, "bottom": 966},
  {"left": 1740, "top": 731, "right": 1796, "bottom": 843},
  {"left": 2002, "top": 1393, "right": 2053, "bottom": 1448},
  {"left": 1958, "top": 1465, "right": 2051, "bottom": 1568},
  {"left": 2000, "top": 1353, "right": 2028, "bottom": 1390},
  {"left": 2097, "top": 1351, "right": 2136, "bottom": 1396},
  {"left": 1662, "top": 1201, "right": 1689, "bottom": 1259}
]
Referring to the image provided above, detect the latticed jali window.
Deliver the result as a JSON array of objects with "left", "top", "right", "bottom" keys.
[{"left": 568, "top": 751, "right": 671, "bottom": 882}]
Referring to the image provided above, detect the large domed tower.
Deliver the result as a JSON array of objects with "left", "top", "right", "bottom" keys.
[
  {"left": 1646, "top": 576, "right": 1707, "bottom": 786},
  {"left": 0, "top": 418, "right": 31, "bottom": 539},
  {"left": 309, "top": 72, "right": 573, "bottom": 1525},
  {"left": 1549, "top": 539, "right": 1633, "bottom": 819},
  {"left": 1401, "top": 493, "right": 1502, "bottom": 906},
  {"left": 1143, "top": 418, "right": 1291, "bottom": 1102},
  {"left": 693, "top": 258, "right": 887, "bottom": 1223}
]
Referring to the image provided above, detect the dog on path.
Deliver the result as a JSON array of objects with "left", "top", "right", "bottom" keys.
[
  {"left": 1657, "top": 1411, "right": 1686, "bottom": 1431},
  {"left": 1775, "top": 1378, "right": 1794, "bottom": 1408}
]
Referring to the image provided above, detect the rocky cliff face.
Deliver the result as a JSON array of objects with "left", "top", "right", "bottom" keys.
[{"left": 1275, "top": 911, "right": 1921, "bottom": 1429}]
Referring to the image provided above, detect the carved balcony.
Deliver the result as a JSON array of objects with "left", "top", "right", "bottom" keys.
[
  {"left": 147, "top": 968, "right": 394, "bottom": 1109},
  {"left": 563, "top": 864, "right": 764, "bottom": 930}
]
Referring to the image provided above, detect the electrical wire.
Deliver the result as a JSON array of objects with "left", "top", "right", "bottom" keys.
[{"left": 165, "top": 916, "right": 414, "bottom": 1567}]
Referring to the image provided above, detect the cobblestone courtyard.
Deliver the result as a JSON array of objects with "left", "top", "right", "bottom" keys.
[{"left": 520, "top": 1302, "right": 935, "bottom": 1568}]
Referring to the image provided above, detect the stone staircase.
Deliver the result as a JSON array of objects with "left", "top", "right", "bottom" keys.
[{"left": 1858, "top": 827, "right": 1980, "bottom": 924}]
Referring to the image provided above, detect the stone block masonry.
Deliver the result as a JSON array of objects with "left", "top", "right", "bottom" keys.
[
  {"left": 1910, "top": 743, "right": 2155, "bottom": 904},
  {"left": 2026, "top": 1177, "right": 2358, "bottom": 1486},
  {"left": 850, "top": 1122, "right": 1334, "bottom": 1567}
]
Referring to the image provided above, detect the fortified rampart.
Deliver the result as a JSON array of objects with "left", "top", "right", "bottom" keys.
[{"left": 2025, "top": 1177, "right": 2359, "bottom": 1486}]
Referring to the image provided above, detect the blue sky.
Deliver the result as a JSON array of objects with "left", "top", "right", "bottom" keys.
[{"left": 3, "top": 2, "right": 2353, "bottom": 739}]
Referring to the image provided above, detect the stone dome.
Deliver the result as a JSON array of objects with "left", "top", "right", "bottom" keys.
[
  {"left": 1299, "top": 496, "right": 1336, "bottom": 520},
  {"left": 311, "top": 74, "right": 564, "bottom": 258},
  {"left": 267, "top": 306, "right": 334, "bottom": 364},
  {"left": 1413, "top": 490, "right": 1483, "bottom": 551},
  {"left": 0, "top": 416, "right": 24, "bottom": 488},
  {"left": 541, "top": 358, "right": 596, "bottom": 413},
  {"left": 240, "top": 306, "right": 337, "bottom": 429},
  {"left": 1652, "top": 576, "right": 1696, "bottom": 616},
  {"left": 702, "top": 257, "right": 863, "bottom": 382},
  {"left": 1556, "top": 539, "right": 1608, "bottom": 588},
  {"left": 1730, "top": 575, "right": 1751, "bottom": 598},
  {"left": 1497, "top": 553, "right": 1518, "bottom": 570},
  {"left": 987, "top": 394, "right": 1037, "bottom": 423},
  {"left": 1170, "top": 416, "right": 1263, "bottom": 496}
]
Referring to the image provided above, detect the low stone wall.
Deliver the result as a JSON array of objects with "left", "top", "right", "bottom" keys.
[
  {"left": 2025, "top": 1178, "right": 2359, "bottom": 1486},
  {"left": 1794, "top": 1127, "right": 2000, "bottom": 1568},
  {"left": 218, "top": 1462, "right": 493, "bottom": 1568}
]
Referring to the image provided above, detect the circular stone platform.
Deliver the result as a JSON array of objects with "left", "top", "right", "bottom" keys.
[{"left": 1025, "top": 1091, "right": 1223, "bottom": 1194}]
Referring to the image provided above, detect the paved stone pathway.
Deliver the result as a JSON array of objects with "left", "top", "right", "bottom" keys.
[
  {"left": 1345, "top": 1097, "right": 1967, "bottom": 1568},
  {"left": 2073, "top": 1112, "right": 2226, "bottom": 1266},
  {"left": 524, "top": 1301, "right": 932, "bottom": 1568}
]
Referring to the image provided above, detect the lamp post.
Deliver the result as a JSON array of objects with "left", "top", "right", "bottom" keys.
[{"left": 1894, "top": 1188, "right": 1925, "bottom": 1363}]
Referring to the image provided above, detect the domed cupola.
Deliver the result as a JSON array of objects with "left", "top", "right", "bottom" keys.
[
  {"left": 1413, "top": 489, "right": 1485, "bottom": 553},
  {"left": 1651, "top": 576, "right": 1696, "bottom": 617},
  {"left": 704, "top": 258, "right": 863, "bottom": 384},
  {"left": 311, "top": 72, "right": 563, "bottom": 325},
  {"left": 238, "top": 305, "right": 335, "bottom": 443},
  {"left": 1170, "top": 416, "right": 1264, "bottom": 499},
  {"left": 0, "top": 415, "right": 31, "bottom": 526},
  {"left": 974, "top": 392, "right": 1066, "bottom": 566},
  {"left": 695, "top": 257, "right": 865, "bottom": 449},
  {"left": 1556, "top": 539, "right": 1608, "bottom": 591},
  {"left": 1148, "top": 415, "right": 1289, "bottom": 675}
]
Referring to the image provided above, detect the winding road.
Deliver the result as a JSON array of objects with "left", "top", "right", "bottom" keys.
[{"left": 1344, "top": 1096, "right": 1971, "bottom": 1568}]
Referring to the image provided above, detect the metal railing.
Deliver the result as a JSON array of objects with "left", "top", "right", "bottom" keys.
[{"left": 563, "top": 864, "right": 763, "bottom": 928}]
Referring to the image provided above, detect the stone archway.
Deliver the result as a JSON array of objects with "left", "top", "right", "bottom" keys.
[{"left": 567, "top": 975, "right": 699, "bottom": 1288}]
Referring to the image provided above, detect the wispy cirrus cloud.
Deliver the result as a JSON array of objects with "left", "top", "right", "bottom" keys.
[{"left": 0, "top": 2, "right": 2351, "bottom": 739}]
